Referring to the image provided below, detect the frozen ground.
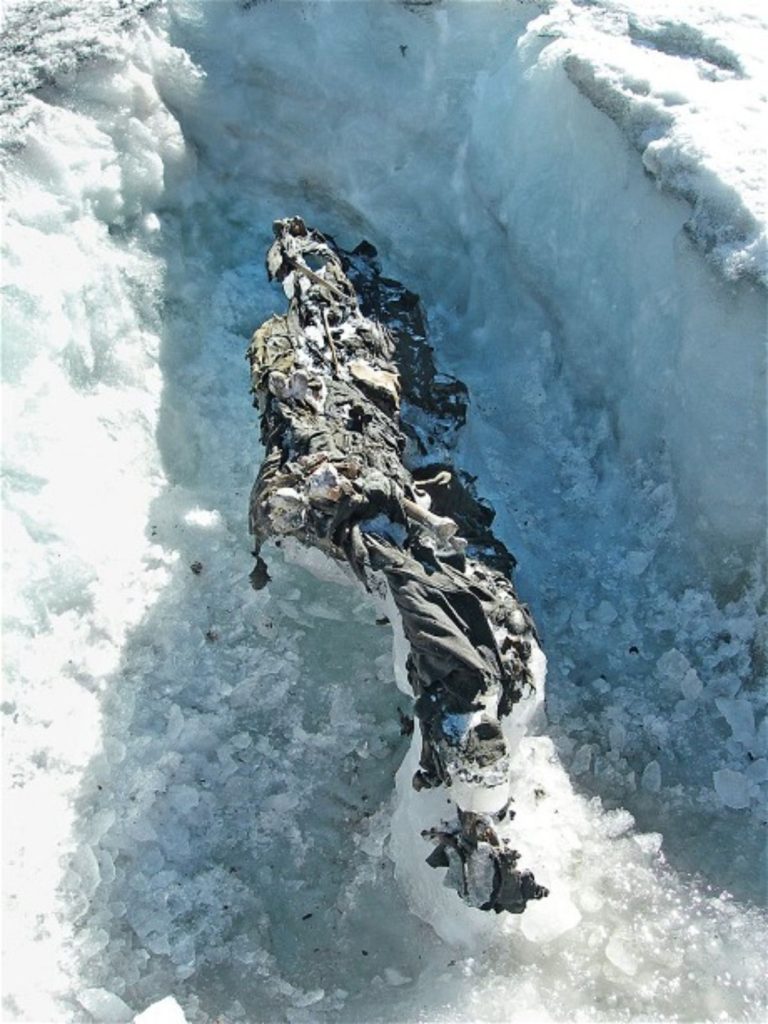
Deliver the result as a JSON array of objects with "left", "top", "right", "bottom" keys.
[{"left": 1, "top": 1, "right": 766, "bottom": 1022}]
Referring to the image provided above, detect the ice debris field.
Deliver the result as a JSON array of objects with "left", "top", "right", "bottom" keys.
[{"left": 1, "top": 0, "right": 766, "bottom": 1022}]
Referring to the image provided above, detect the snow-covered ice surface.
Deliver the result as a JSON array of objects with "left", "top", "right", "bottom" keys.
[{"left": 1, "top": 0, "right": 766, "bottom": 1021}]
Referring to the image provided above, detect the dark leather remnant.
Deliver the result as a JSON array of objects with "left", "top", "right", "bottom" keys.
[{"left": 248, "top": 216, "right": 548, "bottom": 914}]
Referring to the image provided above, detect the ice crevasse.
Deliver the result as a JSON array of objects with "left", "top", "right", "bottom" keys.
[{"left": 1, "top": 1, "right": 766, "bottom": 1022}]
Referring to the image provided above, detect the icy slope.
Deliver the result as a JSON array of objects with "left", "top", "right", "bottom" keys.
[{"left": 1, "top": 0, "right": 766, "bottom": 1022}]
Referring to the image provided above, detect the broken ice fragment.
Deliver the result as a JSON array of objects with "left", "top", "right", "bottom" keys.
[
  {"left": 641, "top": 760, "right": 662, "bottom": 793},
  {"left": 571, "top": 743, "right": 593, "bottom": 776},
  {"left": 591, "top": 600, "right": 617, "bottom": 625},
  {"left": 384, "top": 968, "right": 412, "bottom": 987},
  {"left": 680, "top": 668, "right": 703, "bottom": 700},
  {"left": 605, "top": 929, "right": 640, "bottom": 976},
  {"left": 520, "top": 893, "right": 581, "bottom": 943},
  {"left": 608, "top": 724, "right": 626, "bottom": 753},
  {"left": 715, "top": 698, "right": 755, "bottom": 747},
  {"left": 713, "top": 768, "right": 750, "bottom": 809},
  {"left": 77, "top": 987, "right": 134, "bottom": 1023},
  {"left": 656, "top": 649, "right": 690, "bottom": 684}
]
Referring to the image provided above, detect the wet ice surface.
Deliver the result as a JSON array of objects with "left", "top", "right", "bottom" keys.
[{"left": 1, "top": 0, "right": 767, "bottom": 1021}]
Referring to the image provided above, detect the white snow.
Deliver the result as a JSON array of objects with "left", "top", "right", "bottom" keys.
[
  {"left": 1, "top": 0, "right": 766, "bottom": 1022},
  {"left": 133, "top": 996, "right": 189, "bottom": 1024},
  {"left": 529, "top": 0, "right": 767, "bottom": 284}
]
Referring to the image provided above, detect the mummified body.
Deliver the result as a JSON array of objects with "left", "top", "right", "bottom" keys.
[{"left": 248, "top": 217, "right": 548, "bottom": 914}]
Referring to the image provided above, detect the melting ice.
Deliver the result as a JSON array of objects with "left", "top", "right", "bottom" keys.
[{"left": 1, "top": 1, "right": 766, "bottom": 1022}]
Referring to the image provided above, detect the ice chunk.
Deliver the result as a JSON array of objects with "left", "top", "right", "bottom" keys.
[
  {"left": 680, "top": 668, "right": 703, "bottom": 700},
  {"left": 291, "top": 989, "right": 325, "bottom": 1008},
  {"left": 608, "top": 724, "right": 626, "bottom": 753},
  {"left": 521, "top": 893, "right": 581, "bottom": 944},
  {"left": 77, "top": 988, "right": 134, "bottom": 1022},
  {"left": 674, "top": 699, "right": 698, "bottom": 720},
  {"left": 746, "top": 758, "right": 768, "bottom": 783},
  {"left": 168, "top": 784, "right": 199, "bottom": 814},
  {"left": 103, "top": 738, "right": 127, "bottom": 765},
  {"left": 75, "top": 928, "right": 110, "bottom": 963},
  {"left": 715, "top": 699, "right": 755, "bottom": 747},
  {"left": 577, "top": 888, "right": 604, "bottom": 914},
  {"left": 656, "top": 649, "right": 690, "bottom": 680},
  {"left": 133, "top": 996, "right": 188, "bottom": 1024},
  {"left": 633, "top": 832, "right": 663, "bottom": 857},
  {"left": 591, "top": 600, "right": 617, "bottom": 625},
  {"left": 85, "top": 808, "right": 116, "bottom": 844},
  {"left": 624, "top": 550, "right": 651, "bottom": 576},
  {"left": 641, "top": 760, "right": 661, "bottom": 793},
  {"left": 166, "top": 704, "right": 185, "bottom": 742},
  {"left": 384, "top": 968, "right": 412, "bottom": 987},
  {"left": 72, "top": 845, "right": 101, "bottom": 897},
  {"left": 571, "top": 743, "right": 593, "bottom": 776},
  {"left": 169, "top": 934, "right": 196, "bottom": 967},
  {"left": 713, "top": 768, "right": 750, "bottom": 809},
  {"left": 605, "top": 929, "right": 639, "bottom": 976},
  {"left": 705, "top": 674, "right": 742, "bottom": 700}
]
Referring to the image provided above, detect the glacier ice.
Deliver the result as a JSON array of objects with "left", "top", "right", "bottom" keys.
[{"left": 1, "top": 0, "right": 766, "bottom": 1022}]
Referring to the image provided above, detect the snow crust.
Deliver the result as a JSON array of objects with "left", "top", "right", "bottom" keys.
[
  {"left": 533, "top": 0, "right": 767, "bottom": 284},
  {"left": 2, "top": 0, "right": 766, "bottom": 1022}
]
